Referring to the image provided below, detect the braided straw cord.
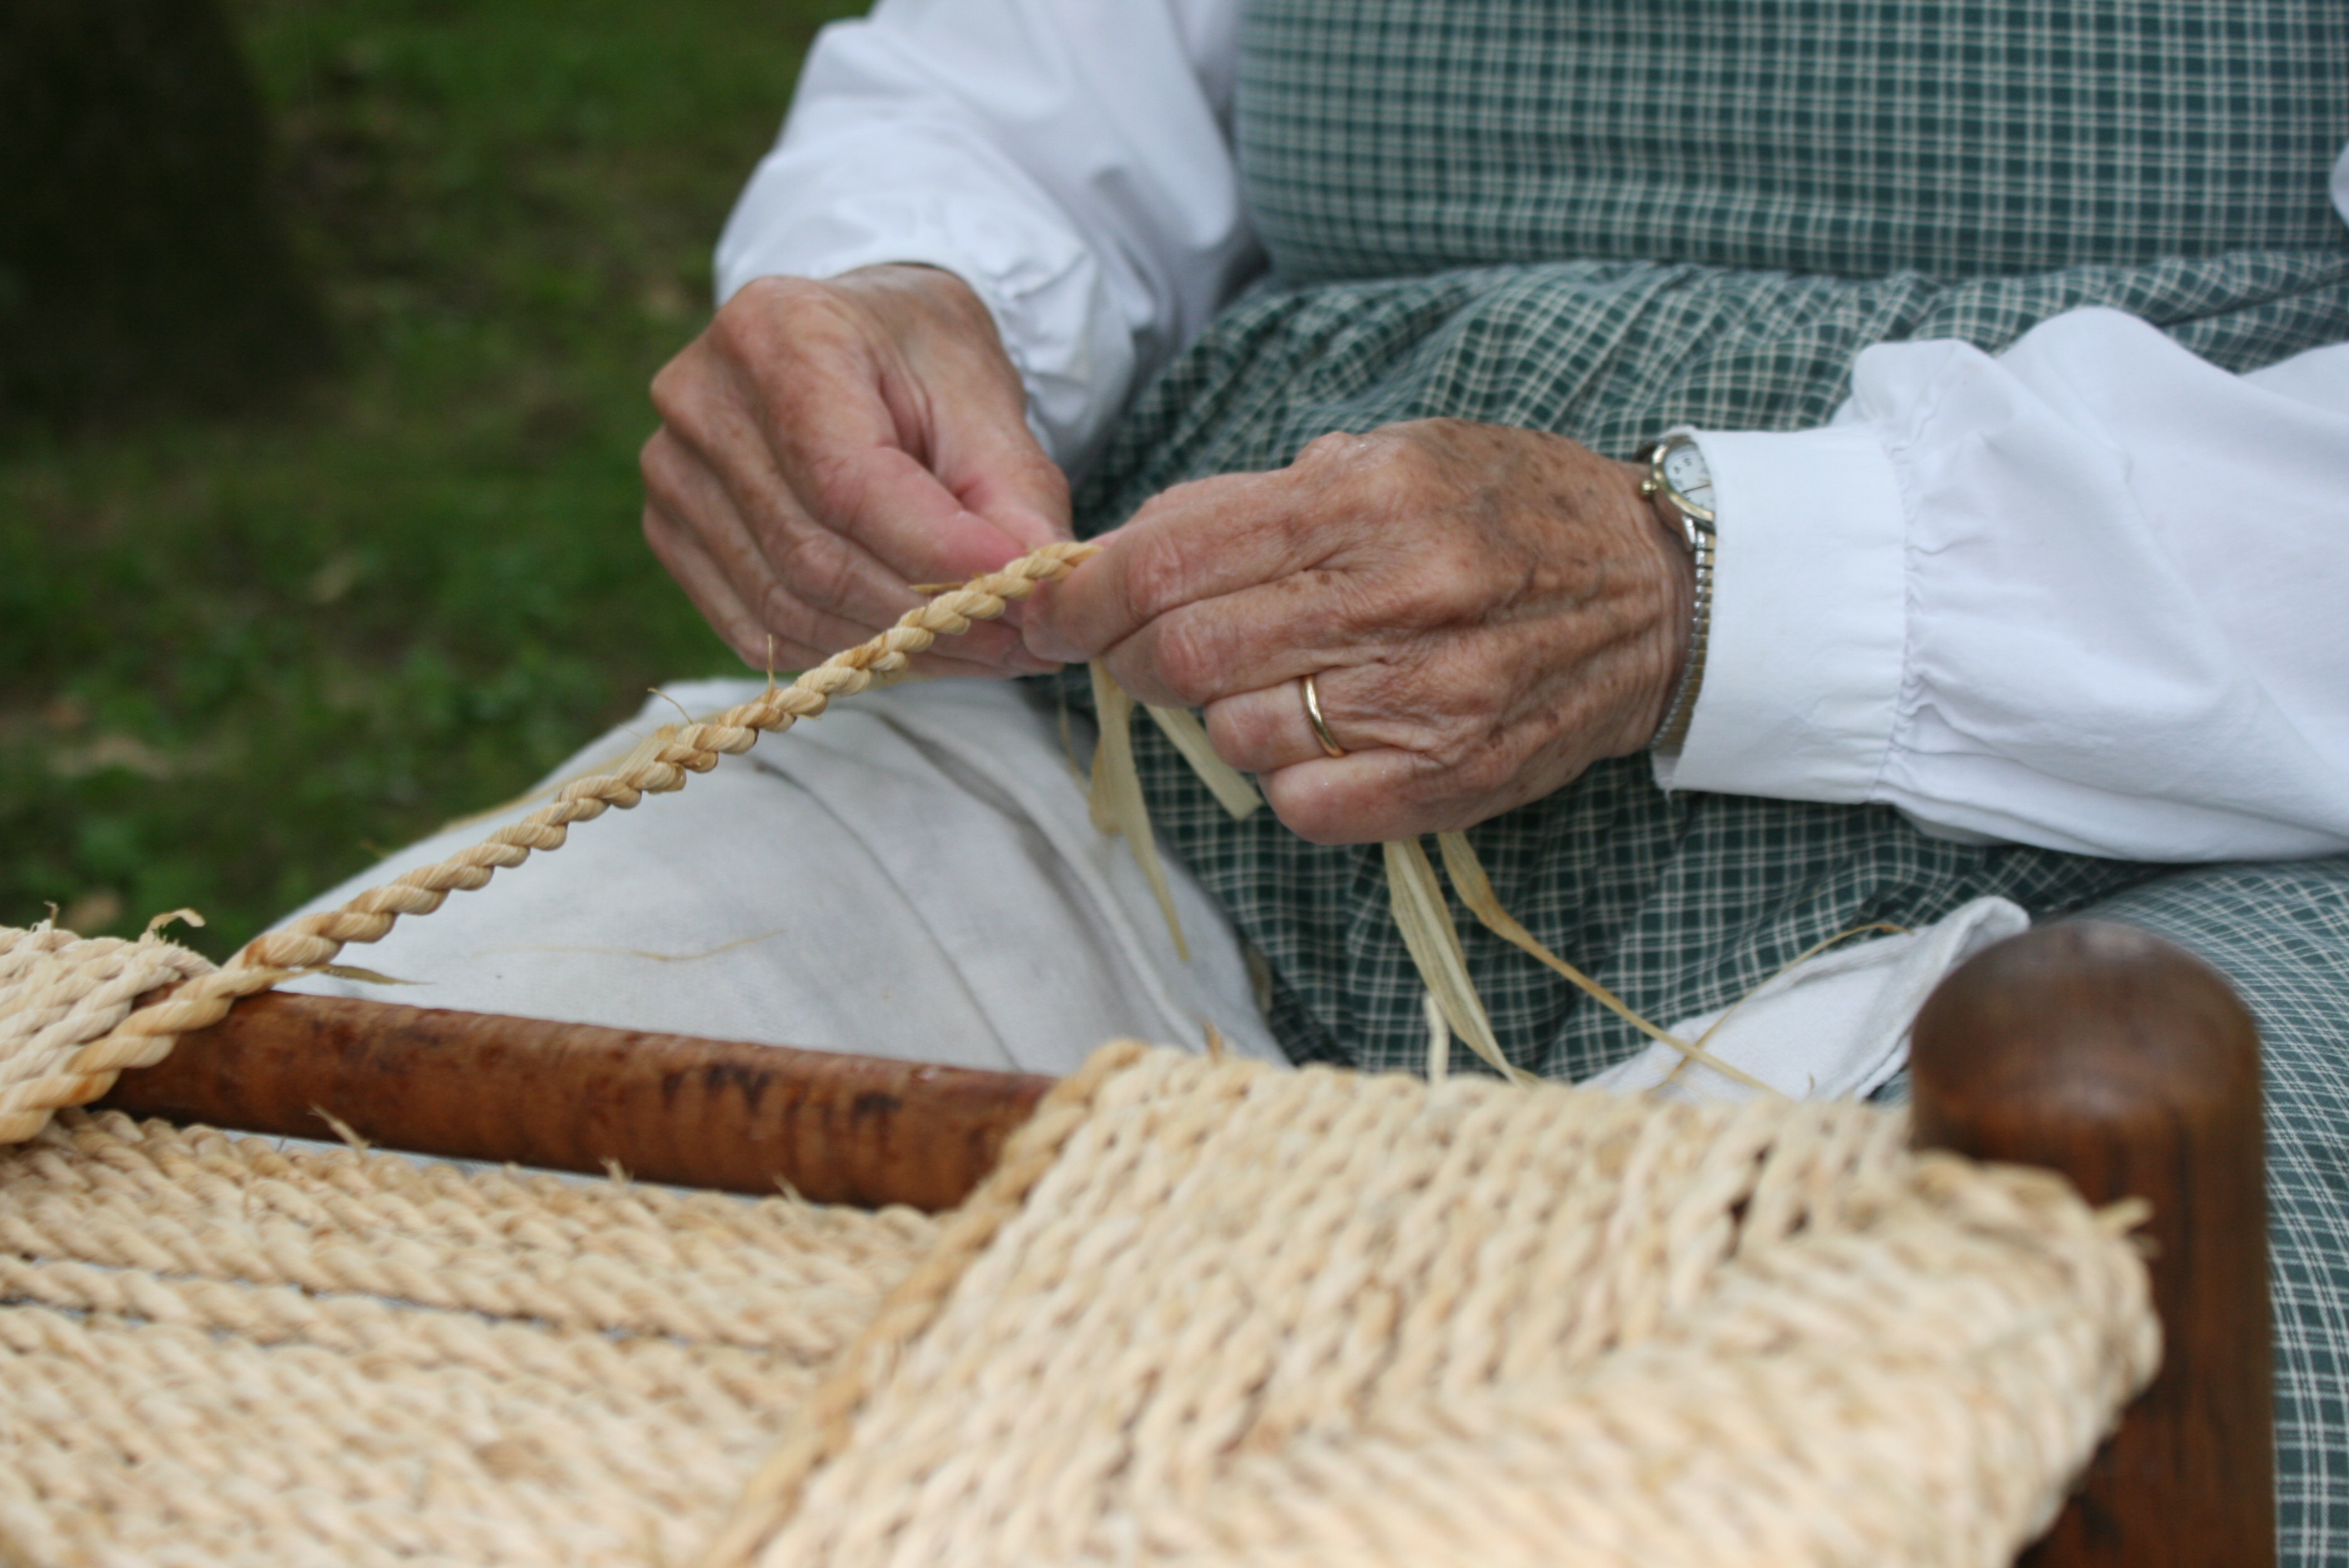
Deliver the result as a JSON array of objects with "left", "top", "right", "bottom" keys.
[
  {"left": 710, "top": 1045, "right": 2159, "bottom": 1568},
  {"left": 0, "top": 542, "right": 1099, "bottom": 1147},
  {"left": 0, "top": 1107, "right": 938, "bottom": 1567}
]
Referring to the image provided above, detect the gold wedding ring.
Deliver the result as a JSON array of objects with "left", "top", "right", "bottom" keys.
[{"left": 1301, "top": 672, "right": 1346, "bottom": 758}]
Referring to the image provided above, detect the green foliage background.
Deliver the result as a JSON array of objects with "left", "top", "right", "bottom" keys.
[{"left": 2, "top": 0, "right": 860, "bottom": 956}]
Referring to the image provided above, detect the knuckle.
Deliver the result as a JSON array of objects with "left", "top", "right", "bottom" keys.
[
  {"left": 1295, "top": 430, "right": 1367, "bottom": 470},
  {"left": 1417, "top": 537, "right": 1490, "bottom": 610},
  {"left": 1203, "top": 700, "right": 1272, "bottom": 768},
  {"left": 1384, "top": 437, "right": 1451, "bottom": 501},
  {"left": 772, "top": 529, "right": 863, "bottom": 614},
  {"left": 637, "top": 427, "right": 669, "bottom": 485},
  {"left": 730, "top": 274, "right": 798, "bottom": 310},
  {"left": 1134, "top": 475, "right": 1214, "bottom": 520},
  {"left": 1142, "top": 616, "right": 1226, "bottom": 706},
  {"left": 646, "top": 355, "right": 688, "bottom": 420},
  {"left": 767, "top": 277, "right": 857, "bottom": 339},
  {"left": 637, "top": 427, "right": 686, "bottom": 493},
  {"left": 637, "top": 444, "right": 719, "bottom": 540},
  {"left": 646, "top": 345, "right": 715, "bottom": 430},
  {"left": 1448, "top": 746, "right": 1516, "bottom": 800},
  {"left": 705, "top": 291, "right": 770, "bottom": 362},
  {"left": 640, "top": 501, "right": 677, "bottom": 555},
  {"left": 1346, "top": 658, "right": 1417, "bottom": 725},
  {"left": 798, "top": 445, "right": 882, "bottom": 535},
  {"left": 1116, "top": 529, "right": 1198, "bottom": 625},
  {"left": 716, "top": 276, "right": 848, "bottom": 362},
  {"left": 731, "top": 272, "right": 817, "bottom": 319},
  {"left": 752, "top": 581, "right": 828, "bottom": 649}
]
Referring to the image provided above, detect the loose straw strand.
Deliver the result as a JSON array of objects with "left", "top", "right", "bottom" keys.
[{"left": 1434, "top": 831, "right": 1778, "bottom": 1094}]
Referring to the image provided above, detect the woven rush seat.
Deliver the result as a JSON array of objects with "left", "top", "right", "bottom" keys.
[{"left": 0, "top": 1032, "right": 2155, "bottom": 1567}]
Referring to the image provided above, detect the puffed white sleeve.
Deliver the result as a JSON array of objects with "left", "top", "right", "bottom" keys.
[
  {"left": 1653, "top": 149, "right": 2349, "bottom": 862},
  {"left": 714, "top": 0, "right": 1260, "bottom": 475},
  {"left": 1660, "top": 314, "right": 2349, "bottom": 858}
]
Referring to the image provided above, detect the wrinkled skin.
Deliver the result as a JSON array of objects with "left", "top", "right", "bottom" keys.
[
  {"left": 1026, "top": 422, "right": 1693, "bottom": 843},
  {"left": 642, "top": 266, "right": 1693, "bottom": 841},
  {"left": 641, "top": 264, "right": 1069, "bottom": 677}
]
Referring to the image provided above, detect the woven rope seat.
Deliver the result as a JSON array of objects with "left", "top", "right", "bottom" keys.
[{"left": 0, "top": 921, "right": 2159, "bottom": 1567}]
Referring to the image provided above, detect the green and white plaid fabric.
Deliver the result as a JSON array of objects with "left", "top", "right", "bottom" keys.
[
  {"left": 1239, "top": 0, "right": 2349, "bottom": 280},
  {"left": 1058, "top": 0, "right": 2349, "bottom": 1554}
]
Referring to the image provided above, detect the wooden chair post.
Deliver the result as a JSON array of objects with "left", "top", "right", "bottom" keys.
[{"left": 1911, "top": 921, "right": 2271, "bottom": 1567}]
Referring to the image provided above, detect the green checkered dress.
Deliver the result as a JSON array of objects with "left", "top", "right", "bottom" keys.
[{"left": 1058, "top": 0, "right": 2349, "bottom": 1553}]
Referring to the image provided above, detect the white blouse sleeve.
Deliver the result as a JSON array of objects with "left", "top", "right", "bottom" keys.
[
  {"left": 714, "top": 0, "right": 1259, "bottom": 475},
  {"left": 1657, "top": 149, "right": 2349, "bottom": 862},
  {"left": 1667, "top": 317, "right": 2349, "bottom": 861}
]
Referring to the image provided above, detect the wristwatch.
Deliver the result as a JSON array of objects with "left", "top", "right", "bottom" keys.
[{"left": 1637, "top": 433, "right": 1717, "bottom": 756}]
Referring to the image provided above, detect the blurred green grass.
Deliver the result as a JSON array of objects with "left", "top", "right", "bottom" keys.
[{"left": 1, "top": 0, "right": 862, "bottom": 956}]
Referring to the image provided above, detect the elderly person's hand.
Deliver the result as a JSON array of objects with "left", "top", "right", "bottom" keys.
[
  {"left": 1024, "top": 420, "right": 1695, "bottom": 843},
  {"left": 641, "top": 264, "right": 1069, "bottom": 676}
]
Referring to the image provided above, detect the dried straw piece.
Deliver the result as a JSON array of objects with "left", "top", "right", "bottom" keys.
[
  {"left": 1144, "top": 703, "right": 1263, "bottom": 819},
  {"left": 1436, "top": 831, "right": 1773, "bottom": 1092},
  {"left": 1086, "top": 660, "right": 1190, "bottom": 959},
  {"left": 1383, "top": 837, "right": 1526, "bottom": 1083}
]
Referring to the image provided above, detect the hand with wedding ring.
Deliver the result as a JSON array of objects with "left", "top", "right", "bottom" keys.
[{"left": 1024, "top": 420, "right": 1697, "bottom": 844}]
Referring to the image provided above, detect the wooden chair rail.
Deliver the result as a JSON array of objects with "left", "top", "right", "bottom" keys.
[{"left": 98, "top": 989, "right": 1051, "bottom": 1212}]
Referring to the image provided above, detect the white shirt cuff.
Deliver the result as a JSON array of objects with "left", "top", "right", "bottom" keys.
[{"left": 1652, "top": 425, "right": 1909, "bottom": 802}]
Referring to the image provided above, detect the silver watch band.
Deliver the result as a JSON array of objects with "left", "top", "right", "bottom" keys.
[
  {"left": 1637, "top": 435, "right": 1718, "bottom": 756},
  {"left": 1652, "top": 522, "right": 1714, "bottom": 755}
]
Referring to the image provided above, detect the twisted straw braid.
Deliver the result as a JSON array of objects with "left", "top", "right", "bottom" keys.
[
  {"left": 0, "top": 925, "right": 219, "bottom": 1142},
  {"left": 0, "top": 541, "right": 1099, "bottom": 1145}
]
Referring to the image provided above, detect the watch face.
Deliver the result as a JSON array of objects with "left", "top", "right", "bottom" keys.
[{"left": 1662, "top": 440, "right": 1713, "bottom": 507}]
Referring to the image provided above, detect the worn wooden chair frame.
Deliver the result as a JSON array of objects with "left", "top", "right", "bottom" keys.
[{"left": 99, "top": 920, "right": 2269, "bottom": 1568}]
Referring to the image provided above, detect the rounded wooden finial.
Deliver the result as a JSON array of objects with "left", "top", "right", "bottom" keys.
[{"left": 1912, "top": 920, "right": 2270, "bottom": 1568}]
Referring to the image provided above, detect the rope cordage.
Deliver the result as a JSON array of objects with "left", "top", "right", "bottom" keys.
[
  {"left": 0, "top": 1104, "right": 939, "bottom": 1566},
  {"left": 0, "top": 921, "right": 217, "bottom": 1142},
  {"left": 703, "top": 1049, "right": 2158, "bottom": 1568}
]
